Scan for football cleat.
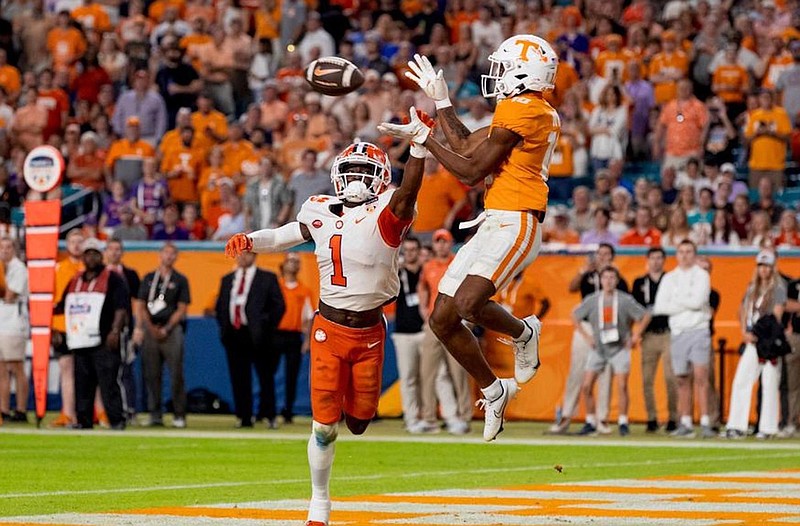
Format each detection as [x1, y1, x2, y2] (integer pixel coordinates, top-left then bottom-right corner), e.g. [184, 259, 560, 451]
[513, 315, 541, 384]
[476, 378, 519, 441]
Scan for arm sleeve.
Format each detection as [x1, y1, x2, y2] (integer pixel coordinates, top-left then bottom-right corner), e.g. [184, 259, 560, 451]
[137, 275, 150, 301]
[653, 275, 678, 315]
[631, 278, 645, 306]
[775, 282, 788, 305]
[178, 275, 191, 304]
[248, 222, 308, 252]
[573, 296, 591, 321]
[6, 263, 27, 295]
[378, 205, 413, 248]
[623, 294, 647, 320]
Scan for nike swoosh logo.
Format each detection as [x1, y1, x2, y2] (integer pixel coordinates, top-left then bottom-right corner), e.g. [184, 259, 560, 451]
[355, 217, 366, 224]
[367, 341, 381, 348]
[314, 67, 340, 76]
[499, 223, 513, 228]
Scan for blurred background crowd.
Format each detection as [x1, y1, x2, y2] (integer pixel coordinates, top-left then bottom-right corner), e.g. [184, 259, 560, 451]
[0, 0, 799, 247]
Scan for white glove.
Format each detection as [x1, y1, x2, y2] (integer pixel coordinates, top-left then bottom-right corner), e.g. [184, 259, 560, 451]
[405, 54, 451, 109]
[377, 106, 431, 158]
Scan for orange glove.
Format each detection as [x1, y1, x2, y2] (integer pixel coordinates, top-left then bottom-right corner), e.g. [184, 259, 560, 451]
[402, 109, 436, 130]
[225, 233, 253, 259]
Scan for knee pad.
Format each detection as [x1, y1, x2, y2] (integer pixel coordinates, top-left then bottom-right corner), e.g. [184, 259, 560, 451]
[311, 420, 338, 448]
[344, 413, 370, 435]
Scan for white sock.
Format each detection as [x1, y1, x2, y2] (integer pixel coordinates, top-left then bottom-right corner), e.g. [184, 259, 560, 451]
[481, 379, 503, 401]
[618, 415, 629, 425]
[700, 415, 710, 427]
[680, 415, 693, 429]
[307, 428, 336, 522]
[586, 414, 597, 426]
[515, 320, 532, 341]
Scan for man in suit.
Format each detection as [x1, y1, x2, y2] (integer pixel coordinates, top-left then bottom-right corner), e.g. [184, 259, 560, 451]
[216, 251, 285, 428]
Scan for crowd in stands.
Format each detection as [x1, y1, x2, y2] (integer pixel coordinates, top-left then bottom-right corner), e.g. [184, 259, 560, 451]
[0, 0, 799, 246]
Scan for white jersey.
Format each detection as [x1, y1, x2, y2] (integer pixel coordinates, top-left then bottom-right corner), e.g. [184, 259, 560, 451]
[297, 189, 410, 312]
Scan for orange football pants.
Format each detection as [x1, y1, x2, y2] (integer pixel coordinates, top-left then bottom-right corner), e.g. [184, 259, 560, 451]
[309, 314, 385, 425]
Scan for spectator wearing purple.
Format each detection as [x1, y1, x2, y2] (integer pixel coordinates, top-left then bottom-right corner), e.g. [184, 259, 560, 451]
[719, 163, 749, 202]
[132, 159, 169, 232]
[151, 204, 189, 241]
[99, 181, 131, 238]
[112, 69, 168, 145]
[624, 61, 655, 160]
[580, 208, 619, 245]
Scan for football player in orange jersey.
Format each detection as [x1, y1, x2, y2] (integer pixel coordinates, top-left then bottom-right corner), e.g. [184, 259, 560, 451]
[225, 133, 428, 526]
[379, 35, 560, 441]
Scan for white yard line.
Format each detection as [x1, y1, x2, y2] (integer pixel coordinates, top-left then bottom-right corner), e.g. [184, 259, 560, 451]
[2, 451, 798, 500]
[3, 427, 800, 450]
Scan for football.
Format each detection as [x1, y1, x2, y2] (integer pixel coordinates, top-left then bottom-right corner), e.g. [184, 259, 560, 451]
[305, 57, 365, 96]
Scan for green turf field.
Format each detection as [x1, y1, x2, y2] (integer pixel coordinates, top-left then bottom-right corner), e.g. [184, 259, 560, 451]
[3, 414, 800, 520]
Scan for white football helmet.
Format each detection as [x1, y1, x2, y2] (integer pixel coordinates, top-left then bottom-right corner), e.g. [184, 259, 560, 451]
[481, 35, 559, 99]
[331, 142, 392, 203]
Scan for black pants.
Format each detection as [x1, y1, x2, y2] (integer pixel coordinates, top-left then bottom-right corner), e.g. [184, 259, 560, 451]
[223, 327, 276, 422]
[74, 344, 124, 429]
[273, 330, 303, 419]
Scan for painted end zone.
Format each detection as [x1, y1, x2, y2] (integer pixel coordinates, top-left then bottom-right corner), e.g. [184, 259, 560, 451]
[4, 469, 800, 526]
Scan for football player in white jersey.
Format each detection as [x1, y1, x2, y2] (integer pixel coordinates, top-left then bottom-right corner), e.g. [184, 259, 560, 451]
[225, 118, 429, 526]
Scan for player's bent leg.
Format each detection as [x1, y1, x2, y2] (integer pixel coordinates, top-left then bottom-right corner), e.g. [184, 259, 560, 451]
[306, 420, 339, 526]
[430, 293, 496, 388]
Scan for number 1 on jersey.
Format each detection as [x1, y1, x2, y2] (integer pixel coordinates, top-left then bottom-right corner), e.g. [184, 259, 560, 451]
[329, 234, 347, 287]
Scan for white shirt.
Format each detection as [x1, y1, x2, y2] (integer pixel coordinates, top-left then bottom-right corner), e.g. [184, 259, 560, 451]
[213, 212, 246, 241]
[298, 28, 335, 64]
[0, 257, 28, 335]
[653, 264, 711, 335]
[229, 265, 256, 326]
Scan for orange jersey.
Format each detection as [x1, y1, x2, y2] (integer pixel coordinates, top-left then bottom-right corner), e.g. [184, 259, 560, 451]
[191, 110, 229, 153]
[161, 144, 205, 203]
[414, 169, 468, 232]
[254, 8, 280, 40]
[52, 257, 83, 332]
[221, 140, 255, 177]
[485, 93, 560, 212]
[712, 64, 748, 103]
[419, 255, 455, 313]
[648, 51, 689, 105]
[277, 279, 313, 332]
[46, 27, 87, 69]
[105, 139, 155, 168]
[745, 107, 792, 171]
[544, 61, 579, 109]
[0, 65, 21, 98]
[763, 53, 794, 89]
[595, 49, 631, 82]
[71, 4, 111, 32]
[547, 135, 574, 177]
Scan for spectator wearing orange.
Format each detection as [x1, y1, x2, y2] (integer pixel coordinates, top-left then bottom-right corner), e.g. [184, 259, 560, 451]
[711, 42, 749, 117]
[495, 268, 550, 321]
[762, 34, 794, 90]
[198, 147, 229, 229]
[0, 50, 21, 103]
[49, 229, 85, 428]
[595, 34, 632, 83]
[11, 87, 47, 152]
[412, 156, 468, 244]
[47, 11, 87, 71]
[544, 206, 580, 244]
[197, 26, 236, 117]
[277, 118, 324, 174]
[745, 89, 792, 189]
[417, 229, 471, 435]
[160, 108, 198, 157]
[259, 81, 289, 132]
[181, 16, 213, 72]
[654, 79, 709, 170]
[774, 210, 800, 247]
[221, 123, 255, 184]
[148, 0, 186, 22]
[179, 203, 208, 240]
[619, 207, 663, 247]
[274, 253, 313, 423]
[67, 132, 106, 192]
[161, 125, 204, 205]
[191, 93, 229, 154]
[71, 0, 112, 33]
[648, 30, 689, 105]
[105, 116, 156, 184]
[37, 69, 70, 140]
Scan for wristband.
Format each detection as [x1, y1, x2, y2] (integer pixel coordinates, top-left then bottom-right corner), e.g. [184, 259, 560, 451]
[435, 98, 453, 110]
[410, 143, 428, 158]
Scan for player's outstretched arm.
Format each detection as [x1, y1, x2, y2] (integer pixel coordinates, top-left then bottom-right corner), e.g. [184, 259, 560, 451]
[424, 127, 520, 187]
[225, 222, 312, 258]
[404, 53, 477, 154]
[388, 148, 425, 221]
